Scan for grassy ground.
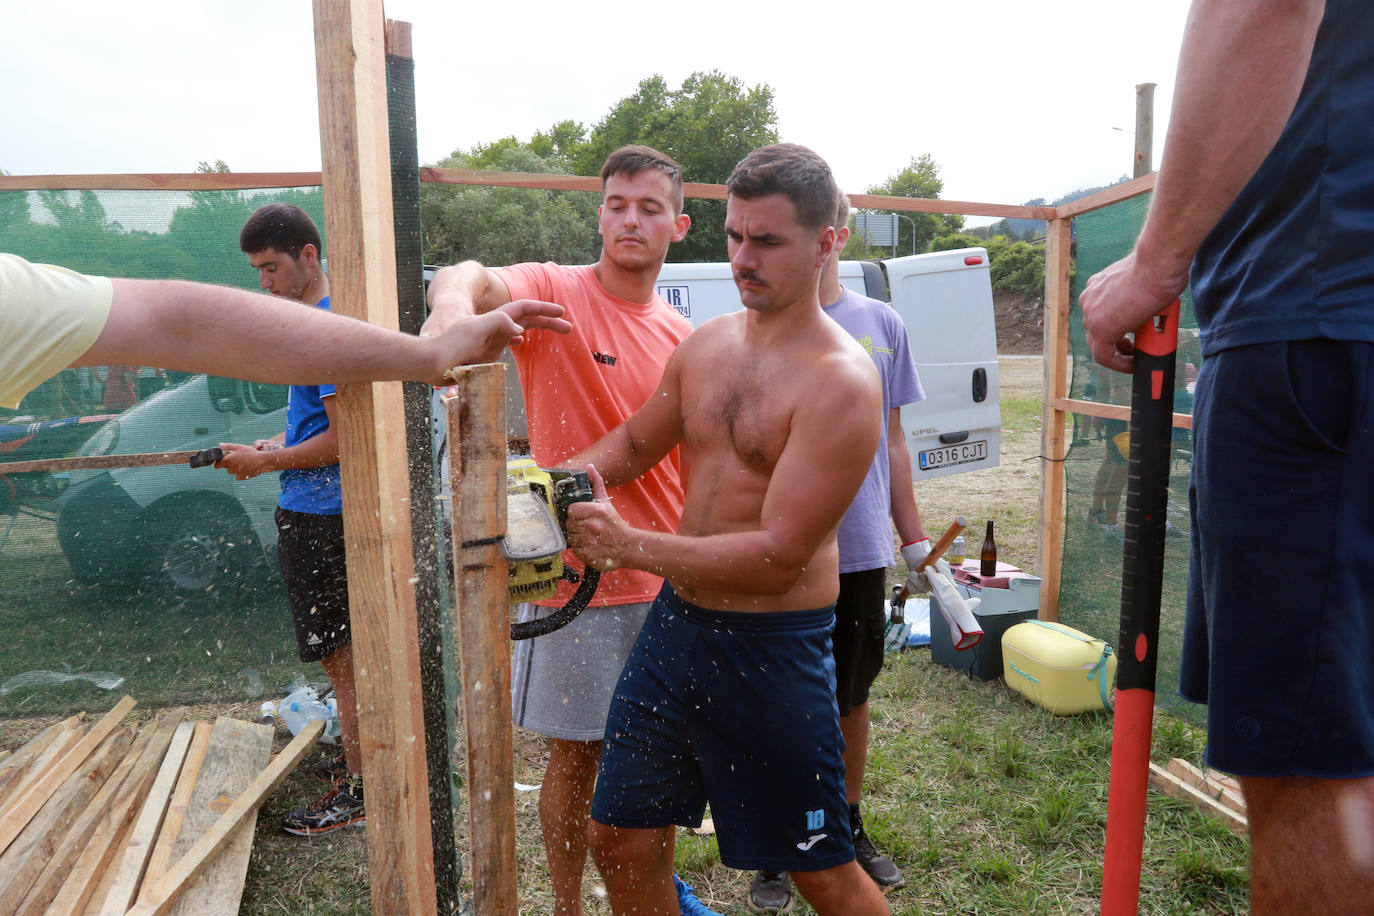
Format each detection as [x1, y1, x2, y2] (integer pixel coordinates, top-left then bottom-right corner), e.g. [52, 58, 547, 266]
[1, 358, 1248, 914]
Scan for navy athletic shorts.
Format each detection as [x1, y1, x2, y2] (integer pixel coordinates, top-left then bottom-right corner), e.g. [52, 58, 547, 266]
[833, 568, 888, 716]
[1181, 339, 1374, 777]
[590, 583, 855, 872]
[276, 507, 351, 663]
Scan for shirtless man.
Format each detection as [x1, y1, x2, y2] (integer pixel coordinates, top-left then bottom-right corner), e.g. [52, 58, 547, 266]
[565, 143, 891, 916]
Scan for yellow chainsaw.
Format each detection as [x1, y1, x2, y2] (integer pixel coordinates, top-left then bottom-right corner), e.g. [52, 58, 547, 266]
[501, 458, 599, 640]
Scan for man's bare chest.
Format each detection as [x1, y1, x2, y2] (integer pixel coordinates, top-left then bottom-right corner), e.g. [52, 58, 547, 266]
[679, 361, 796, 473]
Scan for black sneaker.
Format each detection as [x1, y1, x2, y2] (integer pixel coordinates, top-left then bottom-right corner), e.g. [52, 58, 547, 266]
[312, 752, 347, 783]
[852, 826, 904, 890]
[747, 870, 793, 913]
[282, 776, 365, 836]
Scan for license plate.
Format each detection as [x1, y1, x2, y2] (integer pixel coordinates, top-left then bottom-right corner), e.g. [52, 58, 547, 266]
[919, 439, 988, 471]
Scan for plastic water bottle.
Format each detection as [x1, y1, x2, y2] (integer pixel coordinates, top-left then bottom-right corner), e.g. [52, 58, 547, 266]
[277, 685, 340, 745]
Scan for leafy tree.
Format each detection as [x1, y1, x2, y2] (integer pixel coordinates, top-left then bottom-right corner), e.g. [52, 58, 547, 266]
[421, 144, 599, 267]
[865, 155, 964, 255]
[575, 71, 779, 262]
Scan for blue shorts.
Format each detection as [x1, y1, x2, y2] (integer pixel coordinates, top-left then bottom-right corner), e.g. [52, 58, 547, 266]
[1182, 340, 1374, 777]
[590, 584, 855, 872]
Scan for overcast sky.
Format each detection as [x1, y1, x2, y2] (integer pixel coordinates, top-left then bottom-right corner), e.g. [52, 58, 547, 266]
[2, 0, 1192, 218]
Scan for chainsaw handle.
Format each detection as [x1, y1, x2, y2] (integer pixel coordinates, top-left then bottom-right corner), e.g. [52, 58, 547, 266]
[510, 567, 601, 640]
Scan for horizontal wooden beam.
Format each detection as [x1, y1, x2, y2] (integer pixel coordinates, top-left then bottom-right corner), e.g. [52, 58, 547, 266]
[0, 173, 322, 191]
[1054, 173, 1156, 219]
[1054, 397, 1192, 430]
[846, 193, 1055, 221]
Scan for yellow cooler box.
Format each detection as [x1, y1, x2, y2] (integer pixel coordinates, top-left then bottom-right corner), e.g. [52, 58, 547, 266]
[1001, 620, 1117, 715]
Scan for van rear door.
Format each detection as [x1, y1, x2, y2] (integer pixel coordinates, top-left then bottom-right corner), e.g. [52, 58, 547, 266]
[883, 248, 1001, 480]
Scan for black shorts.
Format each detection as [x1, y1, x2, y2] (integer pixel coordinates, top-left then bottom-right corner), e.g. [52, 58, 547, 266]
[276, 507, 351, 663]
[833, 567, 888, 716]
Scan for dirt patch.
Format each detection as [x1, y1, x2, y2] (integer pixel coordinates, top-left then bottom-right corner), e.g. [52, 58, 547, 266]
[995, 289, 1043, 355]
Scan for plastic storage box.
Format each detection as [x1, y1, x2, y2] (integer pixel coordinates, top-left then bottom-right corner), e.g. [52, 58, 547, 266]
[1001, 619, 1117, 715]
[930, 562, 1042, 680]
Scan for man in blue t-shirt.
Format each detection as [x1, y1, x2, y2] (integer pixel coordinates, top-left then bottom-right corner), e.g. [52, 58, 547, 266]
[217, 203, 363, 837]
[1081, 3, 1374, 911]
[747, 193, 931, 912]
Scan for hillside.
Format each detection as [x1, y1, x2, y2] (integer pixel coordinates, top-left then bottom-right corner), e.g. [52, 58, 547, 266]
[994, 288, 1044, 354]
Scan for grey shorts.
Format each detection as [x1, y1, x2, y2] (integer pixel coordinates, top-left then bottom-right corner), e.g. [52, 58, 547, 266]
[511, 600, 651, 741]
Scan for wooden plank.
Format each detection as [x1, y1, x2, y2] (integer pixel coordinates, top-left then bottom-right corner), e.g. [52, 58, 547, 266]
[123, 720, 324, 916]
[0, 716, 82, 806]
[1148, 762, 1248, 836]
[14, 717, 159, 916]
[1054, 397, 1193, 430]
[448, 369, 519, 914]
[0, 449, 218, 476]
[159, 717, 273, 916]
[0, 727, 131, 912]
[95, 720, 195, 916]
[1204, 768, 1243, 795]
[48, 712, 185, 916]
[0, 172, 322, 192]
[312, 2, 437, 914]
[0, 696, 135, 856]
[1054, 173, 1157, 219]
[1037, 217, 1073, 621]
[6, 727, 85, 808]
[143, 722, 213, 887]
[1167, 758, 1246, 815]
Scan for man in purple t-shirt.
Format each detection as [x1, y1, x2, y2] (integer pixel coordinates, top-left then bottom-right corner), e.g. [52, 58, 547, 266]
[748, 193, 933, 912]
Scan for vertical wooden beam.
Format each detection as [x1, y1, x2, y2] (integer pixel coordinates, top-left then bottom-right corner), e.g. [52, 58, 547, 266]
[386, 19, 461, 913]
[447, 366, 518, 913]
[1038, 216, 1073, 621]
[311, 2, 437, 913]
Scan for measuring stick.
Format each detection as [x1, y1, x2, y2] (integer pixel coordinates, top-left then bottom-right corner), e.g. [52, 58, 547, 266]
[1101, 301, 1181, 915]
[0, 448, 223, 476]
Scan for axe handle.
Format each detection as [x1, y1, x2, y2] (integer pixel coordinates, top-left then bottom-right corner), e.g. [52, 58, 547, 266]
[0, 448, 223, 476]
[918, 516, 968, 570]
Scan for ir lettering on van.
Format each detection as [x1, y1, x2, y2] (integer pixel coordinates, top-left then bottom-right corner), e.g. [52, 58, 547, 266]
[657, 285, 690, 319]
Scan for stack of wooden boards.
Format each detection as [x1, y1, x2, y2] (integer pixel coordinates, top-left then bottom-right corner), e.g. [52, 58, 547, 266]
[1148, 757, 1247, 836]
[0, 695, 323, 915]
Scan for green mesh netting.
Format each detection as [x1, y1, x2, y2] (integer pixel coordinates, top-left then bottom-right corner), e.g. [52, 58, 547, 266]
[0, 187, 338, 715]
[1060, 192, 1204, 725]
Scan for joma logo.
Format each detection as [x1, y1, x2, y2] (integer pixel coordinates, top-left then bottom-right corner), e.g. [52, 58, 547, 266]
[594, 352, 617, 366]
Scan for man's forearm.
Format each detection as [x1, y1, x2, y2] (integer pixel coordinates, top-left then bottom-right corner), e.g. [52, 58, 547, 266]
[88, 279, 444, 385]
[888, 415, 925, 544]
[424, 261, 495, 333]
[1136, 0, 1325, 285]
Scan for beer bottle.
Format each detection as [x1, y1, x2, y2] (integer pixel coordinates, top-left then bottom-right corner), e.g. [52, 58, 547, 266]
[980, 520, 998, 577]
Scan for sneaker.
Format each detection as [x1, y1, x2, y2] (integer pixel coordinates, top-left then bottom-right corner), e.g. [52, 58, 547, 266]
[673, 873, 721, 916]
[312, 752, 347, 783]
[748, 870, 793, 913]
[282, 775, 365, 836]
[852, 819, 904, 890]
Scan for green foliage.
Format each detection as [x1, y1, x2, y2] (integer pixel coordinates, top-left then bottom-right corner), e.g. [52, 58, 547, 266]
[930, 231, 1046, 298]
[866, 154, 964, 254]
[420, 144, 599, 267]
[575, 70, 778, 262]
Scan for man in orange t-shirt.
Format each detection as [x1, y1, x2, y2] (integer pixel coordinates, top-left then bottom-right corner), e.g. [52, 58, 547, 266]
[424, 145, 700, 915]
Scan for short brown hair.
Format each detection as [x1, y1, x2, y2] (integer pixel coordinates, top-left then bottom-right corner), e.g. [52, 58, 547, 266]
[600, 145, 685, 213]
[726, 143, 838, 232]
[835, 192, 851, 229]
[239, 203, 322, 259]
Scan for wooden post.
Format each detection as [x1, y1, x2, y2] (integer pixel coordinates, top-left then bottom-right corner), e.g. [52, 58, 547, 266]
[1038, 216, 1073, 621]
[1134, 83, 1156, 179]
[311, 2, 437, 913]
[446, 365, 518, 913]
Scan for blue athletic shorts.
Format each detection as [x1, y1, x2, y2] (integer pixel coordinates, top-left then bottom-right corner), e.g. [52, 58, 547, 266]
[590, 584, 856, 872]
[1182, 339, 1374, 778]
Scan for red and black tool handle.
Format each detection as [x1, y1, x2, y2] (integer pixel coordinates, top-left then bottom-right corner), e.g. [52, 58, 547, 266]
[1101, 300, 1181, 915]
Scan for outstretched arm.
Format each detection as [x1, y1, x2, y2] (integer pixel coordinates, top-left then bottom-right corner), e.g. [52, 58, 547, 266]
[78, 278, 568, 387]
[1080, 0, 1326, 372]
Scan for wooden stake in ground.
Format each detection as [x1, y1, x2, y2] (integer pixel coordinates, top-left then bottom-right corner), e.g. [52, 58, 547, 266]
[447, 368, 519, 914]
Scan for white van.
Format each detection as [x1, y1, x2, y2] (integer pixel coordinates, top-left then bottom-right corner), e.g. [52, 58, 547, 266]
[654, 248, 1001, 480]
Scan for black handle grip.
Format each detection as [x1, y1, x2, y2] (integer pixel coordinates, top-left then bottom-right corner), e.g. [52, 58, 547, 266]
[1115, 302, 1181, 693]
[188, 447, 224, 468]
